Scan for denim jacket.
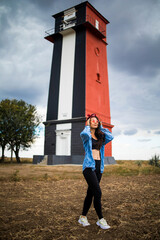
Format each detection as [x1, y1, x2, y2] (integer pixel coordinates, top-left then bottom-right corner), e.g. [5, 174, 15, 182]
[80, 124, 114, 173]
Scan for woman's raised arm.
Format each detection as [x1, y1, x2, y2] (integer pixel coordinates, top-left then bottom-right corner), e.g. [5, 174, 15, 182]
[99, 122, 114, 145]
[80, 118, 91, 143]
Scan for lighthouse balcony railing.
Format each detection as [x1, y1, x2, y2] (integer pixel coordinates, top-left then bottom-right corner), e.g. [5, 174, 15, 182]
[45, 28, 55, 37]
[45, 14, 106, 37]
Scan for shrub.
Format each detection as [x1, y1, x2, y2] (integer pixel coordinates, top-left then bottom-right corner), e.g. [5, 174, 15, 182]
[149, 154, 160, 168]
[11, 170, 21, 182]
[135, 160, 142, 167]
[43, 173, 48, 180]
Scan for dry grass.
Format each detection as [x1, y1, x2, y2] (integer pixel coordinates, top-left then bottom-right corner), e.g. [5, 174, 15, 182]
[0, 159, 160, 182]
[0, 175, 160, 239]
[0, 162, 82, 182]
[0, 159, 160, 239]
[1, 157, 33, 164]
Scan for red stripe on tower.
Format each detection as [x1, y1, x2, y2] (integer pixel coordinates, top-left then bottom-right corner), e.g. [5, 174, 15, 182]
[85, 2, 114, 157]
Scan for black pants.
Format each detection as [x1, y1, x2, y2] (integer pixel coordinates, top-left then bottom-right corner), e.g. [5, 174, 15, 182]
[82, 160, 103, 219]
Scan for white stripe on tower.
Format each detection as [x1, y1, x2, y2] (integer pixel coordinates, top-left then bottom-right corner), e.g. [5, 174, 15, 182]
[55, 28, 76, 156]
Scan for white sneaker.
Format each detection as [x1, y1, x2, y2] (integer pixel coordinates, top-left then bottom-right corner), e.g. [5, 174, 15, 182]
[96, 218, 110, 229]
[78, 215, 90, 227]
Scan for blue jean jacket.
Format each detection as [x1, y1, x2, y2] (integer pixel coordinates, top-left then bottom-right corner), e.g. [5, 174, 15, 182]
[80, 124, 114, 173]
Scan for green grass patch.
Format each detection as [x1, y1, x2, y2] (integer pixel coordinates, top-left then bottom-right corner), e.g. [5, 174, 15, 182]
[103, 160, 160, 176]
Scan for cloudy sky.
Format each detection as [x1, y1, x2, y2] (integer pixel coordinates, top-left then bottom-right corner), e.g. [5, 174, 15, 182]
[0, 0, 160, 160]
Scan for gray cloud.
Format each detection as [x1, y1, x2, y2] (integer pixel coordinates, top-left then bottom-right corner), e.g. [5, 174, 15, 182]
[110, 35, 160, 78]
[104, 0, 160, 78]
[154, 131, 160, 135]
[0, 0, 53, 109]
[105, 0, 160, 131]
[123, 129, 138, 135]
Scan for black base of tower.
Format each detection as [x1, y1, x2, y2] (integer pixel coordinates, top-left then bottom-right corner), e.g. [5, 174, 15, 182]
[33, 117, 116, 165]
[33, 155, 116, 166]
[43, 117, 86, 156]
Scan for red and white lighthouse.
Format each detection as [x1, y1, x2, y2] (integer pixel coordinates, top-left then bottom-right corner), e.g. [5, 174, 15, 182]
[41, 1, 115, 165]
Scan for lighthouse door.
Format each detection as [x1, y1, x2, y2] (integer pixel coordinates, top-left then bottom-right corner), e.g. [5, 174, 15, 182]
[55, 125, 71, 155]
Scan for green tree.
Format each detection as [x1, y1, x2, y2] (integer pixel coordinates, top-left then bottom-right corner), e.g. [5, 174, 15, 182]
[0, 99, 41, 163]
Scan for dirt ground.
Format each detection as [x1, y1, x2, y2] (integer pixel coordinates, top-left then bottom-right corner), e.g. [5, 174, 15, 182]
[0, 171, 160, 240]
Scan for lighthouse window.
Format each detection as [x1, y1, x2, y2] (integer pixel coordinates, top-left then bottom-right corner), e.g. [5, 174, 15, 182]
[62, 7, 76, 30]
[95, 20, 99, 30]
[64, 8, 76, 22]
[96, 73, 101, 83]
[95, 47, 100, 56]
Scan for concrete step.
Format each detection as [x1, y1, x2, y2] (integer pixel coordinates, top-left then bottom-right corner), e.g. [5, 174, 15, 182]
[38, 155, 48, 165]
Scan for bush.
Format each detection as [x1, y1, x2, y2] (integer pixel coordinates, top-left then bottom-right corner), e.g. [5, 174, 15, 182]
[149, 154, 160, 168]
[11, 170, 21, 182]
[135, 160, 142, 167]
[43, 173, 49, 180]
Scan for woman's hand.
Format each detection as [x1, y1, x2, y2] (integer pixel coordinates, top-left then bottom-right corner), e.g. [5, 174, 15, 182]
[86, 118, 90, 126]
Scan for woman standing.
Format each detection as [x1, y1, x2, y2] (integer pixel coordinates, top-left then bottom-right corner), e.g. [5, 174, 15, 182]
[78, 113, 114, 229]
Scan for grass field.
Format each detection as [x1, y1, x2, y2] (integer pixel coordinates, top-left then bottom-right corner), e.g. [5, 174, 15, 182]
[0, 159, 160, 239]
[0, 158, 160, 181]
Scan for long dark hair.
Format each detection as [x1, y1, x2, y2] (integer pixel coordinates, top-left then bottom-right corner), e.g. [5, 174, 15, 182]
[87, 114, 105, 149]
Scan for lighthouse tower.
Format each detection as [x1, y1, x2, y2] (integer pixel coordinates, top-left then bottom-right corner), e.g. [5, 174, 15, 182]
[42, 1, 115, 165]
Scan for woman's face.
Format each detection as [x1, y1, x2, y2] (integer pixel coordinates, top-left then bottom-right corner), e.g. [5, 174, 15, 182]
[90, 117, 99, 129]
